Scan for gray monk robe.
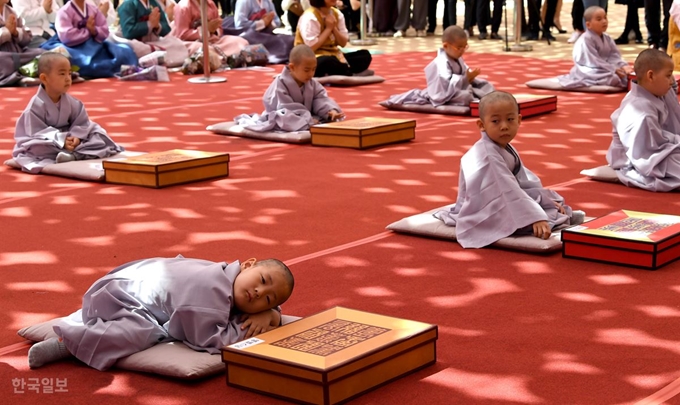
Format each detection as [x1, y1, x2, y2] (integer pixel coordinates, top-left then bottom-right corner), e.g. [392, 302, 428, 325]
[235, 66, 342, 132]
[383, 49, 495, 108]
[434, 132, 574, 249]
[54, 256, 250, 371]
[557, 29, 628, 89]
[607, 82, 680, 191]
[12, 86, 123, 173]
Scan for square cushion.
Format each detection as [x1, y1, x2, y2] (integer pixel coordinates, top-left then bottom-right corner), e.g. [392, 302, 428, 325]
[315, 75, 385, 87]
[525, 78, 626, 93]
[206, 121, 310, 144]
[378, 100, 471, 116]
[4, 151, 146, 181]
[580, 165, 620, 182]
[17, 315, 300, 379]
[386, 204, 567, 253]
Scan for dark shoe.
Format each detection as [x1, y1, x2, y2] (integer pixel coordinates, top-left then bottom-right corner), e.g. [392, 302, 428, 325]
[635, 31, 643, 43]
[614, 35, 629, 45]
[489, 32, 502, 40]
[478, 32, 488, 40]
[542, 32, 556, 41]
[466, 28, 474, 38]
[524, 32, 539, 41]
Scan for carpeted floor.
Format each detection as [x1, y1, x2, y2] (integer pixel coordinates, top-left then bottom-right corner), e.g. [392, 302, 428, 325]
[1, 29, 680, 405]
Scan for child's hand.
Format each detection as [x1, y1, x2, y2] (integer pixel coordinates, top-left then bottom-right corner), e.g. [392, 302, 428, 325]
[328, 110, 345, 121]
[240, 311, 275, 338]
[262, 11, 275, 26]
[6, 14, 17, 36]
[64, 136, 80, 151]
[325, 12, 337, 30]
[208, 18, 221, 33]
[86, 15, 96, 36]
[623, 65, 633, 74]
[42, 0, 53, 14]
[98, 1, 110, 15]
[615, 67, 626, 79]
[553, 201, 566, 214]
[149, 7, 161, 29]
[532, 221, 551, 240]
[466, 67, 481, 82]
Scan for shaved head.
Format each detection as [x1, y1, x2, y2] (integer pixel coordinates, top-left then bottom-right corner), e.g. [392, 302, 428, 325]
[443, 25, 467, 43]
[634, 48, 673, 79]
[38, 52, 70, 76]
[478, 91, 519, 119]
[583, 5, 605, 22]
[289, 44, 316, 65]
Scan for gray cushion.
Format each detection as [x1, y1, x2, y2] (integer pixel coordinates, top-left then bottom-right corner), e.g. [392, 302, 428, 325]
[378, 100, 471, 115]
[386, 204, 567, 253]
[206, 121, 310, 144]
[4, 151, 147, 181]
[525, 78, 626, 93]
[17, 314, 300, 379]
[315, 75, 385, 87]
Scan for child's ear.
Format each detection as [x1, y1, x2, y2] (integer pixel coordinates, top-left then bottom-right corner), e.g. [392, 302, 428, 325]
[517, 114, 522, 126]
[39, 72, 47, 84]
[240, 258, 257, 272]
[476, 118, 485, 131]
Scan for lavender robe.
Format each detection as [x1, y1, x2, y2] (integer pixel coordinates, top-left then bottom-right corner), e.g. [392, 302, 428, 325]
[0, 5, 32, 52]
[235, 66, 342, 132]
[53, 256, 249, 371]
[13, 86, 124, 173]
[383, 49, 495, 108]
[607, 82, 680, 191]
[434, 132, 573, 248]
[557, 29, 628, 89]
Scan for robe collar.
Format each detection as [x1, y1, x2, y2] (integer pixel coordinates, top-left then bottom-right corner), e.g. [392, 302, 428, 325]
[37, 85, 72, 128]
[280, 66, 314, 109]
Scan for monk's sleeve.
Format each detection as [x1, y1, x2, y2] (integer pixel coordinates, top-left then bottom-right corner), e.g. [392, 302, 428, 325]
[167, 306, 245, 354]
[616, 112, 680, 177]
[425, 57, 472, 107]
[310, 81, 341, 118]
[15, 104, 68, 148]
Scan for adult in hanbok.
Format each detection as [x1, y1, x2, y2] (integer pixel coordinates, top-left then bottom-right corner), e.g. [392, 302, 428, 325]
[13, 53, 124, 173]
[86, 0, 116, 27]
[27, 256, 294, 371]
[0, 0, 45, 86]
[116, 0, 188, 67]
[557, 6, 630, 89]
[13, 0, 64, 48]
[434, 92, 581, 248]
[294, 0, 371, 76]
[222, 0, 294, 64]
[383, 26, 493, 107]
[235, 44, 343, 131]
[172, 0, 247, 56]
[607, 49, 680, 191]
[40, 0, 138, 78]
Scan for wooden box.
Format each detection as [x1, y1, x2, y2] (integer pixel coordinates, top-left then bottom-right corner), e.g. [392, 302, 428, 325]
[222, 307, 438, 405]
[562, 210, 680, 270]
[310, 118, 416, 149]
[103, 149, 230, 188]
[470, 94, 557, 118]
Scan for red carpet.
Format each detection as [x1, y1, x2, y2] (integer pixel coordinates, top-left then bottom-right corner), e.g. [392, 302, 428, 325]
[1, 51, 679, 404]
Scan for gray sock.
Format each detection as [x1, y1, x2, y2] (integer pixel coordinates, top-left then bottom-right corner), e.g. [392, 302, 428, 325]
[28, 337, 71, 368]
[56, 152, 76, 164]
